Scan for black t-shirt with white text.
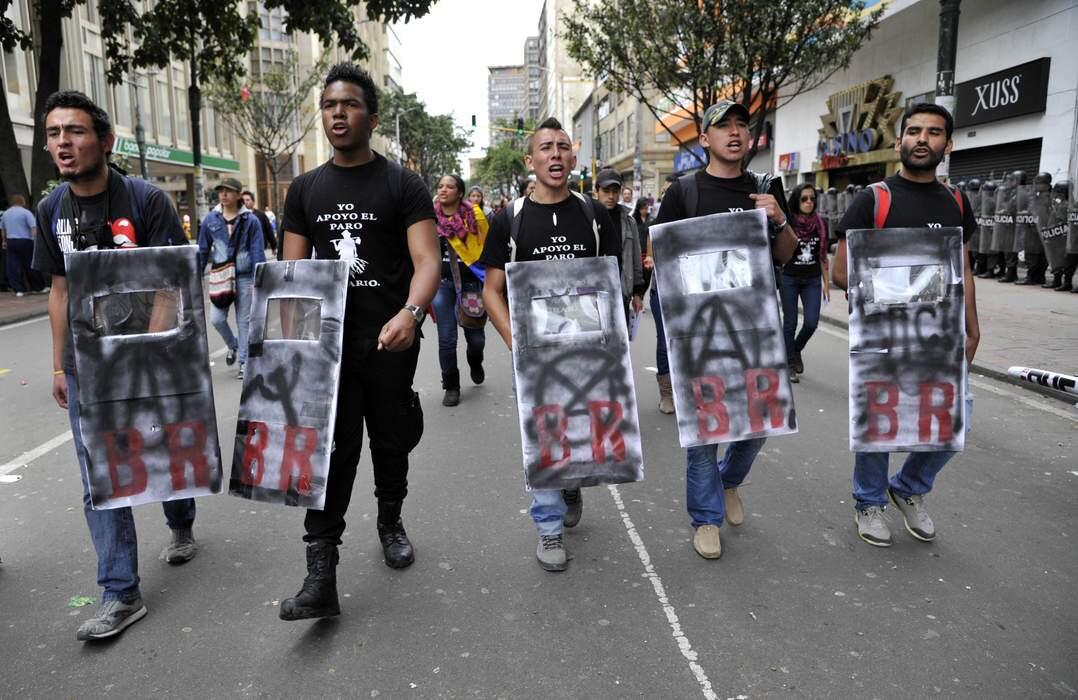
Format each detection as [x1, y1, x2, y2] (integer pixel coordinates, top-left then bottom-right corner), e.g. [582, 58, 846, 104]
[479, 195, 621, 268]
[283, 153, 435, 340]
[654, 170, 790, 224]
[836, 174, 976, 242]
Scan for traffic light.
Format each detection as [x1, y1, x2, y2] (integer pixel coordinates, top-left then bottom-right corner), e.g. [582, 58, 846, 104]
[471, 114, 476, 127]
[516, 117, 525, 135]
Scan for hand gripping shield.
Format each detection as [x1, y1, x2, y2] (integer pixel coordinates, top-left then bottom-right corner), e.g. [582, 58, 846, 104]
[67, 246, 222, 509]
[650, 209, 797, 448]
[230, 260, 348, 509]
[846, 228, 966, 452]
[506, 256, 643, 491]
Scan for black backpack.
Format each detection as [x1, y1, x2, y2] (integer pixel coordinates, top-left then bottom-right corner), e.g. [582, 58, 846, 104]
[506, 190, 599, 263]
[678, 170, 776, 218]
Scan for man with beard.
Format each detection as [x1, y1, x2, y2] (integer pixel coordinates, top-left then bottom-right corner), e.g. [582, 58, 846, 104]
[32, 90, 198, 641]
[481, 117, 621, 572]
[832, 103, 980, 548]
[277, 64, 440, 619]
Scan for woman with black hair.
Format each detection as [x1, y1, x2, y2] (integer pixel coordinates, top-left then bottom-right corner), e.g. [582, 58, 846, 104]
[433, 174, 488, 406]
[467, 185, 493, 220]
[778, 183, 830, 382]
[633, 197, 652, 291]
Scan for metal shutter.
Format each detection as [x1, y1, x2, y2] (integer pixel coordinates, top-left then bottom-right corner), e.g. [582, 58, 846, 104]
[949, 139, 1043, 182]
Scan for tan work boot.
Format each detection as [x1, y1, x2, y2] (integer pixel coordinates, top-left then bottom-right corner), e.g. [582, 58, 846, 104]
[724, 488, 744, 526]
[657, 374, 675, 415]
[692, 524, 722, 559]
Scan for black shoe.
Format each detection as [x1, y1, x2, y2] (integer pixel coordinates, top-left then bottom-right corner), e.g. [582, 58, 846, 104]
[377, 500, 415, 569]
[467, 351, 485, 385]
[997, 268, 1018, 283]
[225, 348, 237, 366]
[280, 542, 340, 621]
[789, 368, 800, 383]
[562, 488, 582, 528]
[1056, 279, 1074, 292]
[792, 352, 804, 374]
[441, 369, 460, 406]
[1042, 271, 1062, 289]
[442, 388, 460, 407]
[1015, 276, 1041, 285]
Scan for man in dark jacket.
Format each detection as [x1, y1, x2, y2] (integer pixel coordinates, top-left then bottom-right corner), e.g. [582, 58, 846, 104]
[242, 190, 277, 254]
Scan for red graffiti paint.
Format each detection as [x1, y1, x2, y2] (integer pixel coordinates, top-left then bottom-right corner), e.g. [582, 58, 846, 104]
[918, 382, 955, 442]
[588, 400, 626, 463]
[691, 376, 730, 440]
[104, 427, 148, 498]
[745, 369, 783, 432]
[865, 381, 900, 442]
[240, 420, 270, 486]
[279, 426, 318, 495]
[165, 420, 211, 490]
[534, 404, 571, 469]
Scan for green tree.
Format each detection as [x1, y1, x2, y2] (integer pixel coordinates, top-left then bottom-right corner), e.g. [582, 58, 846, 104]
[473, 139, 527, 196]
[380, 90, 470, 190]
[206, 52, 326, 216]
[563, 0, 884, 166]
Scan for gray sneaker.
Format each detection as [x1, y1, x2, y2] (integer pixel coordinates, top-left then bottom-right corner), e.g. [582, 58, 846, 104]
[562, 488, 582, 528]
[855, 506, 893, 547]
[536, 534, 568, 572]
[163, 527, 198, 564]
[888, 487, 936, 541]
[76, 598, 148, 641]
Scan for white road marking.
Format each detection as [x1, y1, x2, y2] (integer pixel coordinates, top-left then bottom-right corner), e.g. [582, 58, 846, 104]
[607, 484, 719, 700]
[0, 430, 73, 481]
[815, 323, 1077, 422]
[0, 314, 49, 332]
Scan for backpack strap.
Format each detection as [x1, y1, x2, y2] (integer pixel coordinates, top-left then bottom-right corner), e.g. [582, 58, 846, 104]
[868, 181, 891, 229]
[944, 183, 964, 217]
[678, 172, 698, 218]
[121, 176, 151, 244]
[49, 182, 72, 238]
[569, 190, 599, 254]
[508, 196, 526, 263]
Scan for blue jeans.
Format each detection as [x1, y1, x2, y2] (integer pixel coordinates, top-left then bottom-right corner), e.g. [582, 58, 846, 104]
[685, 438, 766, 527]
[530, 489, 567, 537]
[209, 274, 254, 364]
[778, 273, 822, 361]
[649, 288, 669, 376]
[67, 374, 196, 602]
[431, 278, 485, 375]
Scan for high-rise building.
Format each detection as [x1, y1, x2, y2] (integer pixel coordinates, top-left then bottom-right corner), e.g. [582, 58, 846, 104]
[524, 36, 541, 123]
[488, 65, 526, 145]
[535, 0, 590, 127]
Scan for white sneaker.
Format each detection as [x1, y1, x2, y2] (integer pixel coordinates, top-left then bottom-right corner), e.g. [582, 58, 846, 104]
[888, 488, 936, 541]
[855, 506, 893, 547]
[15, 292, 25, 297]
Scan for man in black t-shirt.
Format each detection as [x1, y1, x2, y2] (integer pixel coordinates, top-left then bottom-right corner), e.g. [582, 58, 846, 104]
[32, 90, 197, 642]
[833, 103, 980, 549]
[480, 117, 621, 572]
[277, 64, 439, 621]
[653, 100, 798, 561]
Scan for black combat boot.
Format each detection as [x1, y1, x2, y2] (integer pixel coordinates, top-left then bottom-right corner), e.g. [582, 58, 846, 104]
[1056, 269, 1074, 292]
[997, 265, 1018, 283]
[467, 349, 485, 385]
[441, 368, 460, 407]
[280, 542, 340, 621]
[1043, 269, 1063, 289]
[972, 254, 988, 276]
[377, 499, 415, 569]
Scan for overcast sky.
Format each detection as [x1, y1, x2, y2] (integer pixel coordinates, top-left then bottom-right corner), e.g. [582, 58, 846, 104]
[393, 0, 545, 176]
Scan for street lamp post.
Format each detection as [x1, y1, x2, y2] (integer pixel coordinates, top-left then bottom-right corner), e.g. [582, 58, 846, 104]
[128, 71, 156, 180]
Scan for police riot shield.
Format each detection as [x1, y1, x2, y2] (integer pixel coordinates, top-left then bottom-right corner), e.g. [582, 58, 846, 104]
[505, 256, 644, 491]
[1035, 187, 1069, 269]
[979, 182, 997, 252]
[651, 209, 797, 448]
[230, 260, 348, 509]
[1015, 184, 1040, 256]
[965, 184, 981, 253]
[846, 227, 966, 452]
[1066, 182, 1078, 256]
[67, 246, 222, 509]
[991, 179, 1017, 252]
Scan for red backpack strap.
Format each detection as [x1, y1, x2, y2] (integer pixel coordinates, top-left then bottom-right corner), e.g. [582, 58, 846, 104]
[869, 181, 891, 229]
[945, 183, 964, 216]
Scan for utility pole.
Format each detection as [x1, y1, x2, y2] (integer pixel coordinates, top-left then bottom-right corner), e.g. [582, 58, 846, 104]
[935, 0, 961, 181]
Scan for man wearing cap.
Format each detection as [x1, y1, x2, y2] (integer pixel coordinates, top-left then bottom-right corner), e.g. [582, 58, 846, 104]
[653, 100, 797, 560]
[197, 176, 265, 379]
[595, 167, 646, 324]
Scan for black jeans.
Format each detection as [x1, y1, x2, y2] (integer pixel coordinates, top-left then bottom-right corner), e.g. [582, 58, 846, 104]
[303, 337, 423, 545]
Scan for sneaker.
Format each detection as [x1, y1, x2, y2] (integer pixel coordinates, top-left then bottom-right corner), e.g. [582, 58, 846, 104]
[723, 488, 744, 526]
[15, 291, 25, 297]
[793, 353, 804, 374]
[562, 488, 582, 528]
[163, 527, 198, 564]
[536, 534, 568, 572]
[237, 366, 244, 381]
[225, 348, 237, 366]
[76, 598, 148, 641]
[789, 367, 800, 383]
[887, 487, 936, 541]
[855, 506, 893, 547]
[692, 524, 722, 559]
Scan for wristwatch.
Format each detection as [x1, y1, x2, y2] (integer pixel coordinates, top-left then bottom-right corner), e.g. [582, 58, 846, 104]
[403, 303, 425, 324]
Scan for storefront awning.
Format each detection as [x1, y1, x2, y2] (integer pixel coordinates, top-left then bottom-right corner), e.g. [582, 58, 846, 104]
[114, 136, 240, 173]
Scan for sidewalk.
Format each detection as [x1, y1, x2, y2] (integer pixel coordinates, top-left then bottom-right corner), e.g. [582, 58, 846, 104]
[0, 289, 49, 326]
[818, 268, 1078, 402]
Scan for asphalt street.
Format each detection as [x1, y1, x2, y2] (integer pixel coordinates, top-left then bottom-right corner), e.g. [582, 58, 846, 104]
[1, 305, 1076, 699]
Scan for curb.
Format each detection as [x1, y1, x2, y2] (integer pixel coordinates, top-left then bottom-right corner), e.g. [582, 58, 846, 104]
[818, 314, 1075, 406]
[0, 309, 48, 327]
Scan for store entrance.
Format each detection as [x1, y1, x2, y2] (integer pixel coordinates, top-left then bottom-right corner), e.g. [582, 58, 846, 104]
[827, 163, 887, 189]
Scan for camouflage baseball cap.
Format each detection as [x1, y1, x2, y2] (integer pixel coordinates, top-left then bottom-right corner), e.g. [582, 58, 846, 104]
[214, 177, 243, 192]
[701, 100, 750, 130]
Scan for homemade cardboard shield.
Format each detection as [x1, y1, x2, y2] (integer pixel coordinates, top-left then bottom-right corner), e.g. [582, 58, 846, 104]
[650, 209, 797, 448]
[506, 256, 643, 491]
[67, 246, 222, 509]
[846, 228, 966, 452]
[230, 260, 348, 509]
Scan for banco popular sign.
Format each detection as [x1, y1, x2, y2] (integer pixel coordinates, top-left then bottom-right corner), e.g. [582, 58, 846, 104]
[954, 58, 1050, 128]
[816, 76, 903, 169]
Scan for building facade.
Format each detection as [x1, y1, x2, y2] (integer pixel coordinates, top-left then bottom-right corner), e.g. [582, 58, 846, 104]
[536, 0, 591, 128]
[488, 65, 526, 145]
[524, 36, 541, 124]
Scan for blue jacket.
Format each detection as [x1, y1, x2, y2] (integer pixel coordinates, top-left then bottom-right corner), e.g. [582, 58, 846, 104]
[197, 204, 265, 276]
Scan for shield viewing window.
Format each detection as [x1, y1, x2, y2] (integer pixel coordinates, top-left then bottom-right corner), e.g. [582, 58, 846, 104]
[678, 249, 753, 294]
[92, 290, 181, 336]
[264, 297, 322, 341]
[868, 264, 944, 304]
[529, 291, 604, 341]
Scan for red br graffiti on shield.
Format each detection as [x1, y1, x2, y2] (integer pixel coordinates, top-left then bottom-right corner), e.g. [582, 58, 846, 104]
[533, 401, 628, 469]
[103, 419, 213, 498]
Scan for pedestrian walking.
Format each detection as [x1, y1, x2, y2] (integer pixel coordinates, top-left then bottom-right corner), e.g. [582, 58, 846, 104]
[197, 177, 265, 380]
[633, 197, 652, 292]
[276, 63, 439, 620]
[594, 167, 646, 324]
[779, 183, 830, 383]
[242, 189, 278, 254]
[480, 117, 621, 572]
[832, 102, 980, 548]
[2, 194, 46, 295]
[652, 99, 797, 560]
[433, 174, 488, 407]
[31, 90, 199, 641]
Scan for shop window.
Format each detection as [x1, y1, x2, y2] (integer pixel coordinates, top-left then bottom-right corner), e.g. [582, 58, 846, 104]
[156, 78, 172, 143]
